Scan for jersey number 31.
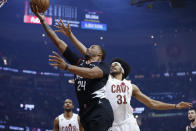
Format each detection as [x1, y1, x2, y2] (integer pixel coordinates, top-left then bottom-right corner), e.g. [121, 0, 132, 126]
[117, 95, 127, 104]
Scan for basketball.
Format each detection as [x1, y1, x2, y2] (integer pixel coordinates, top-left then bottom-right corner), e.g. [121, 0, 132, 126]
[30, 0, 49, 13]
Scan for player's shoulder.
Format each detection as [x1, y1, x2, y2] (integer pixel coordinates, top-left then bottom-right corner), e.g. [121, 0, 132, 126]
[186, 125, 189, 131]
[57, 114, 64, 119]
[124, 79, 132, 84]
[73, 113, 78, 116]
[100, 61, 108, 65]
[73, 113, 79, 118]
[131, 83, 138, 88]
[72, 113, 79, 121]
[130, 83, 140, 93]
[92, 61, 108, 67]
[123, 79, 133, 87]
[54, 116, 59, 123]
[74, 113, 80, 120]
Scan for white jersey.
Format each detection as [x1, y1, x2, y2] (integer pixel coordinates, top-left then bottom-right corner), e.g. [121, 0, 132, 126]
[105, 75, 140, 131]
[58, 113, 80, 131]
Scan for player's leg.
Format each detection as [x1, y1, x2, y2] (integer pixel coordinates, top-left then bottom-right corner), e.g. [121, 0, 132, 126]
[87, 115, 113, 131]
[88, 98, 114, 131]
[82, 114, 110, 131]
[126, 116, 140, 131]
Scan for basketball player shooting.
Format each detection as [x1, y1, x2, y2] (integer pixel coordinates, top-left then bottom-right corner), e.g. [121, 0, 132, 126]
[30, 4, 114, 131]
[54, 99, 84, 131]
[38, 7, 192, 130]
[105, 57, 192, 131]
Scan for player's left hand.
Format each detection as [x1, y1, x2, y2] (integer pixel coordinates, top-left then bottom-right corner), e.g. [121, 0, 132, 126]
[176, 101, 192, 109]
[54, 19, 72, 38]
[30, 2, 45, 21]
[49, 51, 67, 70]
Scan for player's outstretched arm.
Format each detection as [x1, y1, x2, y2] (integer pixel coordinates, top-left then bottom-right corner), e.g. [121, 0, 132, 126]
[132, 84, 192, 110]
[55, 19, 87, 56]
[49, 51, 103, 79]
[53, 117, 59, 131]
[30, 3, 67, 54]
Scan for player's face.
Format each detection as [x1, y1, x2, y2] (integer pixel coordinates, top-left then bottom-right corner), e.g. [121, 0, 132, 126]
[63, 99, 74, 111]
[110, 62, 123, 75]
[188, 110, 196, 122]
[85, 45, 101, 60]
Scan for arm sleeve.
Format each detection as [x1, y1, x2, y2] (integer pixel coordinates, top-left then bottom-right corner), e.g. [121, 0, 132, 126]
[95, 62, 110, 77]
[63, 47, 82, 65]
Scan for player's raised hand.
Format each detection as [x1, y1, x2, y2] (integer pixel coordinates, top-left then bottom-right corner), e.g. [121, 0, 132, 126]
[49, 51, 68, 70]
[30, 3, 45, 21]
[176, 101, 192, 109]
[54, 19, 72, 37]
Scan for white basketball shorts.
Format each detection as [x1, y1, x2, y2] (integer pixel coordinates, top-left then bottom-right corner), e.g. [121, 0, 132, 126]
[108, 115, 140, 131]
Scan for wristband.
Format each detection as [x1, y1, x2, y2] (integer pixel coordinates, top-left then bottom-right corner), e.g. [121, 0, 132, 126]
[174, 104, 177, 109]
[64, 64, 69, 70]
[40, 18, 44, 23]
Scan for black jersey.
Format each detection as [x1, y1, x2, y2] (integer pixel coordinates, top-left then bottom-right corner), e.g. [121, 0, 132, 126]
[63, 47, 109, 113]
[188, 125, 196, 131]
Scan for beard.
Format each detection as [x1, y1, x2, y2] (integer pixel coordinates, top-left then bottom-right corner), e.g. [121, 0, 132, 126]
[110, 71, 120, 77]
[65, 108, 72, 112]
[84, 49, 97, 60]
[84, 53, 91, 60]
[189, 118, 195, 123]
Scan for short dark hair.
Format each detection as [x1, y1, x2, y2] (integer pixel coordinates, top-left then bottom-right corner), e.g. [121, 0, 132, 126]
[189, 108, 196, 112]
[64, 98, 74, 105]
[110, 57, 131, 79]
[98, 45, 106, 61]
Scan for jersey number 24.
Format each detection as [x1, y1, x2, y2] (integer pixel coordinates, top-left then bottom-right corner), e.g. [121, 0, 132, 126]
[77, 81, 86, 91]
